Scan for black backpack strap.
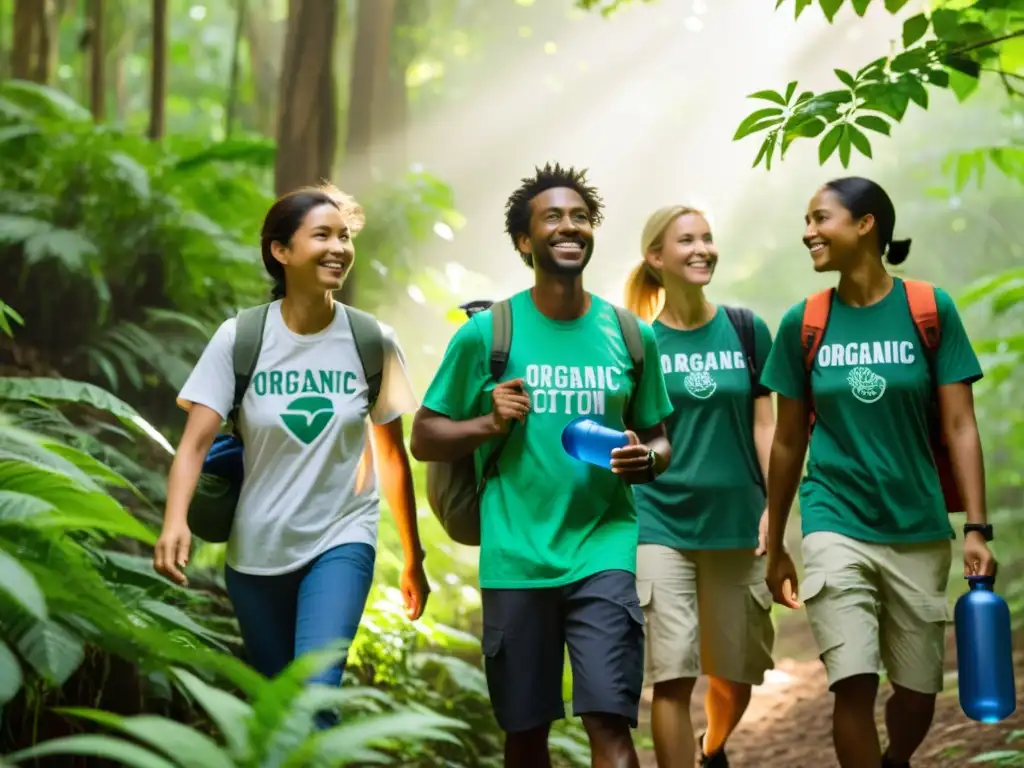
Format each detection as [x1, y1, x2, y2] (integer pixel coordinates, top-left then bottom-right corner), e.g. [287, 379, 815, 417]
[230, 304, 271, 429]
[343, 305, 385, 411]
[724, 305, 768, 398]
[612, 306, 645, 428]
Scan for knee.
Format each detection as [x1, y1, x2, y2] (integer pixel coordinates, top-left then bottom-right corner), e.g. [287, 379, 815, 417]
[505, 725, 550, 757]
[581, 713, 634, 754]
[890, 683, 936, 716]
[832, 673, 879, 709]
[709, 676, 752, 707]
[653, 677, 696, 704]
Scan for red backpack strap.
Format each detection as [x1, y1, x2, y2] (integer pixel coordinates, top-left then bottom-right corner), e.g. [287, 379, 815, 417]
[801, 289, 834, 371]
[903, 278, 941, 355]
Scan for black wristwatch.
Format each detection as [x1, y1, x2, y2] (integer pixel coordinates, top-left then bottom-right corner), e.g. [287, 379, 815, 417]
[646, 449, 657, 480]
[964, 523, 994, 542]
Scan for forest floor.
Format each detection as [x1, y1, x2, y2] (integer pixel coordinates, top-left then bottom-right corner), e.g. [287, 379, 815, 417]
[635, 607, 1024, 767]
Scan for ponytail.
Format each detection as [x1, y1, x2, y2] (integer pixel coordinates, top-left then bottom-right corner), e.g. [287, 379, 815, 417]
[624, 261, 663, 323]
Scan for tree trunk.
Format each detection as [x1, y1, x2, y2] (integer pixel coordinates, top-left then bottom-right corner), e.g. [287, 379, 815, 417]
[89, 0, 104, 121]
[225, 0, 247, 137]
[147, 0, 166, 141]
[343, 0, 394, 195]
[244, 0, 282, 136]
[11, 0, 56, 83]
[273, 0, 339, 197]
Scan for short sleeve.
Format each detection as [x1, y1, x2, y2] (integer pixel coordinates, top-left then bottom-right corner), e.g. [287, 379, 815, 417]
[752, 312, 774, 398]
[370, 323, 420, 425]
[934, 287, 983, 387]
[176, 319, 236, 419]
[630, 320, 674, 431]
[420, 318, 489, 421]
[760, 302, 807, 402]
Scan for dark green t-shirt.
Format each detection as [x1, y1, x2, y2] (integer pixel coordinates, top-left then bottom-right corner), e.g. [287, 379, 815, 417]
[760, 278, 982, 545]
[421, 290, 674, 590]
[633, 307, 773, 550]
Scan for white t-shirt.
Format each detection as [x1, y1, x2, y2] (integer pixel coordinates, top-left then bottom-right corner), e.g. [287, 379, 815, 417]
[177, 301, 418, 575]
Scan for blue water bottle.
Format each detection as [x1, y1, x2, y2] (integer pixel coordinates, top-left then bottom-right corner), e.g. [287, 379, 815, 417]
[954, 574, 1016, 723]
[561, 417, 630, 470]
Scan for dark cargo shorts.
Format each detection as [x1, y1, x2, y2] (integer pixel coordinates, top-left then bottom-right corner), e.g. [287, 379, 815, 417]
[480, 568, 645, 734]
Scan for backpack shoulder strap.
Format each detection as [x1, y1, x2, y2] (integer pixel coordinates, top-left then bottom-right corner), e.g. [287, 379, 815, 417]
[489, 299, 513, 381]
[903, 279, 941, 360]
[612, 306, 645, 427]
[801, 289, 834, 371]
[231, 304, 271, 420]
[723, 305, 758, 382]
[343, 305, 386, 410]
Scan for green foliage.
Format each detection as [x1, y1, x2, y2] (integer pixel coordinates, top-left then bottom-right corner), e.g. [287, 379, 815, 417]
[734, 0, 1024, 170]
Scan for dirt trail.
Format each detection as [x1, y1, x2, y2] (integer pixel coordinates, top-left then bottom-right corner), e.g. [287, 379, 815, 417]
[636, 609, 1024, 768]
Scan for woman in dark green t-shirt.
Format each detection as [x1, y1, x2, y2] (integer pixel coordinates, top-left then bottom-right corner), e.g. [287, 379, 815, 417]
[761, 176, 997, 768]
[625, 205, 777, 767]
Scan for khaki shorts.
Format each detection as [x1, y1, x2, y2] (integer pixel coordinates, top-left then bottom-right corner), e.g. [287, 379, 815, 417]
[636, 544, 776, 686]
[801, 531, 952, 695]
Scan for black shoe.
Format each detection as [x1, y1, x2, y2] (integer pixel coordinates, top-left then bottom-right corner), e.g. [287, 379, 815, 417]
[881, 752, 910, 768]
[699, 732, 729, 768]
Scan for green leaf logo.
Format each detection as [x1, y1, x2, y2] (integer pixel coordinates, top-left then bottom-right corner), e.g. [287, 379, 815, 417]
[280, 395, 335, 445]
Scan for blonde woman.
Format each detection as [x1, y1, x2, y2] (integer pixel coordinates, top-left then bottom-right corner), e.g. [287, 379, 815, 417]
[625, 206, 776, 768]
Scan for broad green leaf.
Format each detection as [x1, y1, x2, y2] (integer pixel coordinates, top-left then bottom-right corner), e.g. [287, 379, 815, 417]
[854, 115, 891, 135]
[1000, 35, 1024, 73]
[171, 668, 253, 760]
[834, 68, 856, 89]
[0, 548, 46, 620]
[39, 441, 132, 490]
[847, 124, 872, 159]
[947, 69, 979, 101]
[884, 0, 909, 10]
[850, 0, 869, 16]
[10, 617, 84, 686]
[819, 0, 843, 22]
[0, 638, 23, 706]
[793, 0, 814, 19]
[5, 734, 177, 768]
[819, 124, 843, 164]
[55, 708, 234, 768]
[312, 711, 468, 759]
[838, 125, 852, 166]
[139, 600, 235, 648]
[0, 489, 57, 523]
[930, 9, 961, 41]
[902, 14, 929, 47]
[746, 89, 787, 106]
[733, 107, 784, 140]
[900, 77, 929, 109]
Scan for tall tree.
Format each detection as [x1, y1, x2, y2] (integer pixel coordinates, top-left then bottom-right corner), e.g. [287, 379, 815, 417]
[88, 0, 105, 122]
[11, 0, 56, 84]
[147, 0, 167, 140]
[274, 0, 340, 197]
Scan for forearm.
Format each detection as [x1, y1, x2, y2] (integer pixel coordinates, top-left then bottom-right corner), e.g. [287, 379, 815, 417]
[754, 422, 774, 485]
[948, 425, 988, 525]
[410, 410, 499, 463]
[766, 435, 806, 556]
[377, 442, 424, 563]
[163, 445, 207, 528]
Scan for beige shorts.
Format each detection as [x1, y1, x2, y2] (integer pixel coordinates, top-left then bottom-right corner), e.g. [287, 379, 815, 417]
[636, 544, 776, 687]
[801, 531, 953, 695]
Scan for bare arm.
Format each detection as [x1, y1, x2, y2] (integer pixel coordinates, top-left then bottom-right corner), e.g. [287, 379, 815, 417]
[766, 394, 809, 557]
[637, 423, 671, 476]
[163, 404, 223, 528]
[938, 383, 987, 525]
[409, 408, 501, 463]
[753, 394, 775, 485]
[373, 417, 424, 564]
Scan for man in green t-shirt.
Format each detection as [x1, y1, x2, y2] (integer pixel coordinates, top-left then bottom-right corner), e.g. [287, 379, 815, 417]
[411, 163, 674, 767]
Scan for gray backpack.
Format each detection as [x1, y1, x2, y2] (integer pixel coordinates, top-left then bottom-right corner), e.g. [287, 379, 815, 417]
[187, 303, 384, 543]
[425, 299, 646, 547]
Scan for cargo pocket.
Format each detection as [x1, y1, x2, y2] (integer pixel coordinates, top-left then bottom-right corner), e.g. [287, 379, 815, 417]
[621, 599, 646, 700]
[747, 580, 774, 612]
[481, 625, 504, 661]
[799, 571, 844, 657]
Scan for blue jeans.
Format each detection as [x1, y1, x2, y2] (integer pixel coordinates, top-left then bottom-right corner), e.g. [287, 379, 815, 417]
[224, 542, 376, 688]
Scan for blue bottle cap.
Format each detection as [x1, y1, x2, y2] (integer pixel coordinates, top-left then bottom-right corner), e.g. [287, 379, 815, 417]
[967, 573, 996, 587]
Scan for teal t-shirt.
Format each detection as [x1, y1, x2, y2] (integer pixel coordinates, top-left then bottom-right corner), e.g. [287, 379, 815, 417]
[634, 307, 773, 550]
[421, 290, 674, 589]
[760, 278, 982, 545]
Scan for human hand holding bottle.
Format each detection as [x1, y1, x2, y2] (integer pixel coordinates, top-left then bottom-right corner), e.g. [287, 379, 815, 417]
[490, 379, 530, 433]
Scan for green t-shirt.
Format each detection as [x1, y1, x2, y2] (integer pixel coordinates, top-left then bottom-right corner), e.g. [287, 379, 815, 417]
[634, 307, 773, 550]
[422, 290, 674, 589]
[760, 278, 982, 545]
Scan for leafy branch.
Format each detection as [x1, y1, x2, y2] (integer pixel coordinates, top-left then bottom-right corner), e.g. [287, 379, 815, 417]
[736, 0, 1024, 171]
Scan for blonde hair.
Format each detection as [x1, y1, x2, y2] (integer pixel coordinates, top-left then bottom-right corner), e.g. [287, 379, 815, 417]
[318, 181, 366, 236]
[623, 205, 704, 322]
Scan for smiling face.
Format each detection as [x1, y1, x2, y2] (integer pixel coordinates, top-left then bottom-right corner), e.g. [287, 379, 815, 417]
[517, 187, 595, 276]
[648, 211, 717, 287]
[271, 202, 354, 294]
[803, 186, 874, 273]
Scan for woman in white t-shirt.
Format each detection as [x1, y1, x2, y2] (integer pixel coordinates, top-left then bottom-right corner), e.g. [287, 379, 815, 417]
[154, 184, 429, 708]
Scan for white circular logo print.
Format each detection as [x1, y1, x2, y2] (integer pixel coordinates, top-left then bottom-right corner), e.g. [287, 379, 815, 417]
[847, 366, 887, 404]
[684, 371, 717, 400]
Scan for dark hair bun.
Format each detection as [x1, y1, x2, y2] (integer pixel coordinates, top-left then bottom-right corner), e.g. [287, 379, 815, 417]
[887, 238, 912, 265]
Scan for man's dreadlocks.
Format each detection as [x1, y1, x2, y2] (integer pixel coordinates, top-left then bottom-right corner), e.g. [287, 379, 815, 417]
[503, 162, 605, 268]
